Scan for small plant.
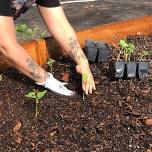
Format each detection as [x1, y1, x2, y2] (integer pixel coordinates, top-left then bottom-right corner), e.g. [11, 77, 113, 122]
[117, 39, 135, 61]
[16, 23, 28, 39]
[0, 74, 3, 81]
[16, 23, 46, 40]
[82, 73, 88, 99]
[26, 27, 39, 39]
[25, 89, 47, 117]
[47, 58, 56, 73]
[40, 31, 47, 38]
[139, 50, 150, 61]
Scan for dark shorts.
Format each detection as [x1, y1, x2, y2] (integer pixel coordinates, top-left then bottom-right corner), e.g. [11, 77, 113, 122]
[0, 0, 60, 20]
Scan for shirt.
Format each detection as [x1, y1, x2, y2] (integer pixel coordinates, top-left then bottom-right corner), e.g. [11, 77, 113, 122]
[0, 0, 60, 19]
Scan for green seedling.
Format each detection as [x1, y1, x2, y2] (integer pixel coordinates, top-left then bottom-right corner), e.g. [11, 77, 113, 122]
[16, 23, 28, 39]
[47, 58, 56, 73]
[82, 73, 88, 81]
[40, 31, 47, 38]
[139, 50, 150, 61]
[117, 39, 135, 61]
[25, 89, 47, 117]
[82, 73, 88, 100]
[0, 74, 2, 81]
[26, 27, 40, 39]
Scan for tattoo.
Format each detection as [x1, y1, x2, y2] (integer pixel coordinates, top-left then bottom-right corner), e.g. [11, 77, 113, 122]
[26, 57, 49, 81]
[68, 37, 86, 61]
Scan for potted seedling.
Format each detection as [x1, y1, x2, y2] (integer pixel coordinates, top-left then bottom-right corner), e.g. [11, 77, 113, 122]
[138, 50, 150, 79]
[94, 41, 110, 63]
[113, 39, 136, 79]
[85, 40, 98, 62]
[47, 58, 56, 73]
[25, 89, 47, 117]
[85, 40, 110, 63]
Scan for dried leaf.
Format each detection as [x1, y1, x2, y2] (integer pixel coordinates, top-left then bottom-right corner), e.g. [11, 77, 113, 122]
[15, 136, 22, 144]
[143, 118, 152, 126]
[142, 87, 151, 94]
[126, 96, 132, 103]
[61, 73, 69, 82]
[13, 122, 21, 133]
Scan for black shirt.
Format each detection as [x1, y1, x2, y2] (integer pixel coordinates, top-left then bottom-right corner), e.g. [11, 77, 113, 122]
[0, 0, 60, 19]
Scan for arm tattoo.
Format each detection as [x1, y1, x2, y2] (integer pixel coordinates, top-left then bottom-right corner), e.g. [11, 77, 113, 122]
[68, 37, 86, 62]
[26, 57, 49, 81]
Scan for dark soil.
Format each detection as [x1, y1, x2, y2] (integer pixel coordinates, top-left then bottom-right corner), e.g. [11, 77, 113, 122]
[0, 35, 152, 152]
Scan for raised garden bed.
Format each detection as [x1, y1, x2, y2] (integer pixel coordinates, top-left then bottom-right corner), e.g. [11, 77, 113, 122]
[0, 16, 152, 152]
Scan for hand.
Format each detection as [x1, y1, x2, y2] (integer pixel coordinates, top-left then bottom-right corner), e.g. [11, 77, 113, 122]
[36, 73, 75, 96]
[76, 63, 96, 95]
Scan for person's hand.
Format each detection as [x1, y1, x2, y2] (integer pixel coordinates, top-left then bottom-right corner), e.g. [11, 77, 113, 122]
[36, 73, 75, 96]
[76, 62, 96, 95]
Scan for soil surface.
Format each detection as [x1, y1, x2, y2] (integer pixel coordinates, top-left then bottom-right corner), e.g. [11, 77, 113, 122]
[0, 35, 152, 152]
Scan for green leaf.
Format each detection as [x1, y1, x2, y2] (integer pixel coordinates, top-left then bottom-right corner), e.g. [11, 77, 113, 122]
[26, 28, 33, 35]
[16, 24, 28, 33]
[33, 27, 39, 32]
[128, 43, 135, 50]
[40, 31, 46, 38]
[25, 92, 36, 99]
[126, 48, 134, 54]
[119, 39, 128, 48]
[82, 73, 88, 81]
[36, 90, 47, 100]
[143, 50, 149, 56]
[47, 58, 56, 66]
[0, 74, 2, 81]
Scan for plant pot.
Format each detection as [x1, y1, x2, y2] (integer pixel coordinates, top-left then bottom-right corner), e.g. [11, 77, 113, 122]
[95, 41, 110, 63]
[137, 62, 149, 79]
[126, 62, 137, 78]
[114, 61, 126, 78]
[85, 40, 98, 62]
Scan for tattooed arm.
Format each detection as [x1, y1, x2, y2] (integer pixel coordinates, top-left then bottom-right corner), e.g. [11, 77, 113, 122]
[38, 6, 96, 94]
[0, 16, 49, 83]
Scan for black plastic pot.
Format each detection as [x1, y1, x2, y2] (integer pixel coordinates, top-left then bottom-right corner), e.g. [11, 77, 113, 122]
[126, 62, 137, 78]
[95, 41, 110, 63]
[85, 40, 98, 62]
[114, 61, 126, 78]
[137, 62, 149, 79]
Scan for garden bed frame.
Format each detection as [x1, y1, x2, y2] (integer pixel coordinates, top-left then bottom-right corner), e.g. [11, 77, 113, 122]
[0, 15, 152, 73]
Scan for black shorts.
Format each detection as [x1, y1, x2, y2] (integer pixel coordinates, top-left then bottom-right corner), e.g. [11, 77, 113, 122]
[0, 0, 60, 20]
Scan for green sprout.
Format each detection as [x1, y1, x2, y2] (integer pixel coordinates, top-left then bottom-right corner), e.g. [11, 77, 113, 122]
[0, 74, 3, 81]
[16, 23, 28, 39]
[82, 73, 88, 100]
[117, 39, 135, 61]
[47, 58, 56, 73]
[82, 73, 88, 81]
[25, 89, 47, 117]
[40, 31, 47, 38]
[16, 23, 47, 40]
[27, 27, 40, 39]
[139, 50, 150, 61]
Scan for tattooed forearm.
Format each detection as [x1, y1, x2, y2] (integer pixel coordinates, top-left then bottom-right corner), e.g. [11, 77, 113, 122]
[26, 57, 49, 82]
[68, 37, 87, 63]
